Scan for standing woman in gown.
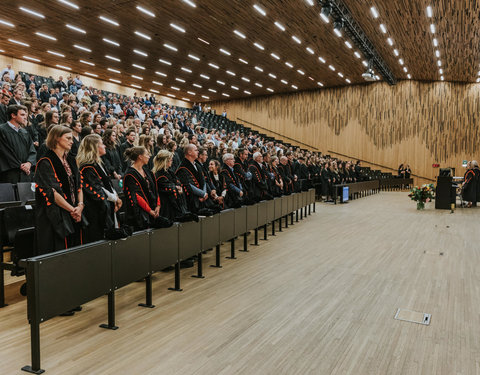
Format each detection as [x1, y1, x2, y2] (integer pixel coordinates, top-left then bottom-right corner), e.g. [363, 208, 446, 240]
[77, 134, 122, 243]
[35, 125, 84, 254]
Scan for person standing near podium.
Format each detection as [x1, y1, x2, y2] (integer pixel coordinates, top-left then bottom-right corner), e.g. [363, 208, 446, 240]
[472, 160, 480, 207]
[461, 161, 476, 208]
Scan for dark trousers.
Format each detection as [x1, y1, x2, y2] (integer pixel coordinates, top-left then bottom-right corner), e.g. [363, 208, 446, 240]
[0, 169, 32, 184]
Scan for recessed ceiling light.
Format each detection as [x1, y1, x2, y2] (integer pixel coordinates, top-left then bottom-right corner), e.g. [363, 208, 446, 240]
[437, 60, 442, 66]
[239, 58, 249, 64]
[399, 59, 404, 65]
[108, 68, 121, 73]
[201, 95, 209, 99]
[176, 78, 186, 83]
[187, 91, 196, 95]
[430, 24, 436, 33]
[255, 82, 263, 87]
[133, 49, 148, 57]
[345, 79, 351, 84]
[305, 0, 314, 5]
[435, 50, 440, 57]
[379, 24, 387, 34]
[183, 0, 196, 8]
[267, 88, 274, 92]
[255, 66, 264, 72]
[317, 82, 324, 87]
[152, 81, 163, 86]
[135, 31, 151, 40]
[354, 52, 361, 58]
[0, 20, 15, 27]
[433, 38, 438, 47]
[393, 49, 399, 56]
[407, 74, 412, 79]
[171, 86, 180, 91]
[74, 44, 91, 52]
[244, 90, 251, 95]
[193, 83, 202, 88]
[56, 64, 71, 70]
[217, 80, 225, 85]
[159, 59, 172, 65]
[170, 23, 186, 33]
[234, 30, 246, 39]
[188, 54, 200, 61]
[387, 38, 393, 46]
[362, 60, 368, 67]
[103, 38, 119, 46]
[292, 36, 301, 44]
[164, 43, 178, 51]
[167, 94, 176, 98]
[58, 0, 79, 10]
[66, 24, 86, 33]
[222, 93, 230, 97]
[320, 6, 331, 23]
[133, 64, 145, 70]
[131, 84, 142, 89]
[106, 55, 121, 62]
[47, 50, 65, 57]
[208, 88, 217, 93]
[291, 85, 298, 89]
[84, 72, 98, 77]
[318, 57, 326, 63]
[242, 77, 250, 82]
[439, 69, 443, 74]
[220, 48, 231, 55]
[370, 6, 379, 18]
[308, 76, 314, 81]
[297, 69, 305, 75]
[181, 67, 192, 73]
[281, 79, 288, 84]
[254, 43, 265, 50]
[231, 86, 239, 90]
[253, 4, 266, 16]
[132, 75, 143, 80]
[440, 76, 444, 81]
[274, 21, 285, 31]
[200, 74, 210, 79]
[426, 6, 433, 17]
[19, 7, 45, 18]
[344, 41, 352, 49]
[271, 53, 280, 60]
[35, 32, 56, 41]
[208, 63, 219, 69]
[403, 67, 408, 72]
[328, 65, 335, 71]
[269, 73, 277, 79]
[197, 37, 210, 45]
[182, 97, 191, 101]
[285, 62, 294, 68]
[99, 16, 119, 26]
[109, 78, 121, 83]
[23, 56, 41, 62]
[226, 70, 236, 76]
[155, 71, 167, 77]
[151, 89, 160, 93]
[306, 47, 315, 54]
[338, 72, 344, 77]
[80, 60, 94, 66]
[136, 6, 155, 17]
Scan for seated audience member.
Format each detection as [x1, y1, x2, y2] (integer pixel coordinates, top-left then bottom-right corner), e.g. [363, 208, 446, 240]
[0, 91, 10, 124]
[0, 104, 36, 183]
[153, 150, 198, 222]
[208, 159, 223, 193]
[197, 147, 223, 209]
[77, 134, 122, 243]
[123, 146, 170, 230]
[221, 153, 244, 208]
[176, 144, 215, 215]
[249, 152, 272, 202]
[118, 127, 136, 171]
[35, 125, 83, 254]
[462, 161, 476, 208]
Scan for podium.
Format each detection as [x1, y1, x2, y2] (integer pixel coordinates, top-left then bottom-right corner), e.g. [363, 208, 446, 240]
[435, 176, 456, 209]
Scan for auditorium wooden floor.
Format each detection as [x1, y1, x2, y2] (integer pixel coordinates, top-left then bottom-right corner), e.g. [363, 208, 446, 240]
[1, 192, 479, 375]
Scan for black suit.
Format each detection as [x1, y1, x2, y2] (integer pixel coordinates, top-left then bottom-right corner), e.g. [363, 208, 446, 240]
[0, 104, 7, 124]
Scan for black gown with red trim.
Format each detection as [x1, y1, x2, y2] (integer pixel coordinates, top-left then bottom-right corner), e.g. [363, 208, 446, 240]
[155, 168, 195, 221]
[79, 162, 115, 243]
[462, 169, 477, 203]
[248, 160, 272, 202]
[34, 149, 82, 255]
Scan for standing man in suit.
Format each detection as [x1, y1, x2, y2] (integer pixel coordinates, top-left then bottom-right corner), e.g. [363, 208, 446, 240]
[8, 88, 23, 106]
[0, 105, 36, 183]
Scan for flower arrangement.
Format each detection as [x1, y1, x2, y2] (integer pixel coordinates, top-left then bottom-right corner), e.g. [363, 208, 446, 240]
[408, 184, 435, 210]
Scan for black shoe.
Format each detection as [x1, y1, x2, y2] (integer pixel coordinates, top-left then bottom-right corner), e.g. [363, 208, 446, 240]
[161, 265, 175, 272]
[59, 311, 75, 317]
[72, 306, 82, 312]
[180, 259, 194, 268]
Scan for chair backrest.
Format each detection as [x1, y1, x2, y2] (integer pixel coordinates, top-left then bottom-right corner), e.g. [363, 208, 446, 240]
[12, 227, 36, 264]
[0, 183, 15, 202]
[16, 182, 35, 203]
[3, 206, 35, 245]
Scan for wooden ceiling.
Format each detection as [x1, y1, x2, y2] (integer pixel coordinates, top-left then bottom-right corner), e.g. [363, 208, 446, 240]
[0, 0, 478, 102]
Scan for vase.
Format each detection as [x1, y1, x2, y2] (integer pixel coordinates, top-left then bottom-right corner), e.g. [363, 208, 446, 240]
[416, 201, 425, 210]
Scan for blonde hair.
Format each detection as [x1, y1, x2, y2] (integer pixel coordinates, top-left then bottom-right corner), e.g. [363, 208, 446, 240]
[152, 150, 173, 173]
[76, 134, 102, 167]
[139, 134, 153, 154]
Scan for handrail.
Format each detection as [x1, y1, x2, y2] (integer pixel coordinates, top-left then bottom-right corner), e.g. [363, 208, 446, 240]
[327, 150, 435, 182]
[236, 118, 321, 151]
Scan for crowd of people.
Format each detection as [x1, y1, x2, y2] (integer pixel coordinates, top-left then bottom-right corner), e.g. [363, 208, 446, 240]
[0, 65, 372, 256]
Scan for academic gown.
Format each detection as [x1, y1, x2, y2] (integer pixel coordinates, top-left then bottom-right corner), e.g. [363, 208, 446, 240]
[176, 158, 208, 214]
[155, 168, 195, 221]
[248, 161, 271, 202]
[79, 163, 115, 243]
[34, 149, 83, 254]
[462, 169, 476, 203]
[102, 147, 123, 178]
[220, 166, 243, 208]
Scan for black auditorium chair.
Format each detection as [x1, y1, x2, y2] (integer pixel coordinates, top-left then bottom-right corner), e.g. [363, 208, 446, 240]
[16, 182, 36, 204]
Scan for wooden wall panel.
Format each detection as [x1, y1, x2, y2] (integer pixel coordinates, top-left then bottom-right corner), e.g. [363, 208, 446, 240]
[211, 81, 480, 184]
[0, 55, 191, 108]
